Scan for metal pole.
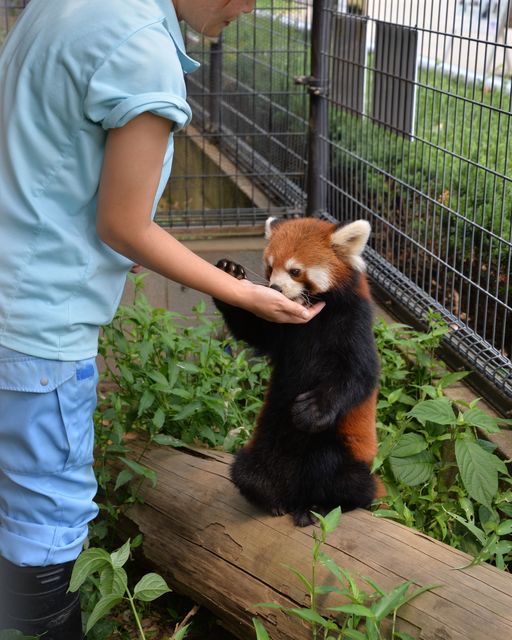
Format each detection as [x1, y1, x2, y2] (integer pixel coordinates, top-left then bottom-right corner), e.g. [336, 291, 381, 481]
[305, 0, 333, 217]
[209, 35, 223, 135]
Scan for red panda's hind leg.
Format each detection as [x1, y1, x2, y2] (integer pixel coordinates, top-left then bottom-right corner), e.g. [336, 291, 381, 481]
[231, 447, 289, 518]
[292, 508, 318, 527]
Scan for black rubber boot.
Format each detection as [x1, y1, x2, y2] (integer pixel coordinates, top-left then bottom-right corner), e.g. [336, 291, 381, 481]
[0, 556, 83, 639]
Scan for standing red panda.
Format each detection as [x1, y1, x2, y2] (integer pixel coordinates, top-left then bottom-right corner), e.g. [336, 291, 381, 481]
[214, 217, 382, 526]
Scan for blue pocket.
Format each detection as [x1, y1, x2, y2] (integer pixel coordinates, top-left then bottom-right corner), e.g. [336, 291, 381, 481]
[55, 360, 98, 468]
[0, 348, 97, 473]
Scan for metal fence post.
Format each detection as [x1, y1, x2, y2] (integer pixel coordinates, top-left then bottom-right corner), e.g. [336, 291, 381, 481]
[304, 0, 333, 217]
[208, 35, 223, 135]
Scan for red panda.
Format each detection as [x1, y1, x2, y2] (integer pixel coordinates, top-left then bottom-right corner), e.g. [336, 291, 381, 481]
[214, 217, 382, 526]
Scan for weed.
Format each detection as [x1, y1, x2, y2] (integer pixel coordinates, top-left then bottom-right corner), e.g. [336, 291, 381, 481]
[373, 315, 512, 569]
[253, 508, 438, 639]
[69, 539, 192, 640]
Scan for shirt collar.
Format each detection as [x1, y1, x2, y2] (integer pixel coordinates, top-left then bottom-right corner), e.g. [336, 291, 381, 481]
[156, 0, 200, 74]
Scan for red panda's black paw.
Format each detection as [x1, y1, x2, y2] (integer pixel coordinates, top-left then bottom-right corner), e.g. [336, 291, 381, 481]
[291, 390, 334, 433]
[292, 509, 317, 527]
[270, 504, 287, 517]
[216, 259, 247, 280]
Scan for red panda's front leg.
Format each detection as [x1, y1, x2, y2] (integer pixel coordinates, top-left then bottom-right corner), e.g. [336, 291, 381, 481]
[213, 259, 280, 356]
[291, 375, 378, 434]
[291, 388, 338, 433]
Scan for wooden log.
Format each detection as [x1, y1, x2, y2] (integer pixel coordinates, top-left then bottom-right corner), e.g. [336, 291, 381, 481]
[123, 445, 512, 640]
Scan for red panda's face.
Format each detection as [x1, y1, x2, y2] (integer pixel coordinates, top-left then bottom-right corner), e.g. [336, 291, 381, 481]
[263, 217, 370, 305]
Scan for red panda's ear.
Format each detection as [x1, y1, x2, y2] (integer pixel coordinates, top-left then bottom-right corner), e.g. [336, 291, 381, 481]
[331, 220, 371, 271]
[265, 216, 283, 239]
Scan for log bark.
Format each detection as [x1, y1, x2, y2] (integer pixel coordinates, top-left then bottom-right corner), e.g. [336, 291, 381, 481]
[122, 444, 512, 640]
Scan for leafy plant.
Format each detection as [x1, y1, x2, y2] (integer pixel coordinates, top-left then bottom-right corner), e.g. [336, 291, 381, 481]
[254, 508, 438, 639]
[97, 273, 269, 452]
[68, 539, 190, 640]
[373, 315, 512, 569]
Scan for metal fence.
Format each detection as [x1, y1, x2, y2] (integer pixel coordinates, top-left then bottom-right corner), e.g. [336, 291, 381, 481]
[2, 1, 511, 413]
[175, 0, 512, 413]
[1, 0, 26, 37]
[160, 3, 312, 228]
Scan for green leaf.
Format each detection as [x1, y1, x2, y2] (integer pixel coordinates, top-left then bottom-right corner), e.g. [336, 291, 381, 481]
[407, 398, 455, 425]
[137, 389, 155, 416]
[169, 388, 193, 400]
[253, 618, 271, 640]
[319, 552, 361, 599]
[462, 408, 505, 433]
[148, 371, 169, 386]
[314, 585, 347, 596]
[322, 506, 342, 533]
[437, 371, 470, 388]
[0, 632, 40, 640]
[173, 400, 203, 422]
[341, 630, 367, 640]
[281, 564, 313, 595]
[152, 434, 186, 447]
[85, 594, 123, 634]
[69, 548, 111, 592]
[371, 581, 411, 620]
[287, 608, 336, 628]
[120, 457, 157, 487]
[152, 407, 166, 430]
[99, 566, 128, 597]
[455, 440, 498, 507]
[443, 510, 487, 545]
[361, 576, 386, 596]
[133, 573, 171, 602]
[390, 450, 434, 486]
[496, 520, 512, 536]
[328, 603, 374, 617]
[114, 469, 133, 491]
[394, 583, 440, 609]
[391, 433, 428, 457]
[177, 361, 200, 374]
[110, 539, 131, 569]
[118, 364, 134, 384]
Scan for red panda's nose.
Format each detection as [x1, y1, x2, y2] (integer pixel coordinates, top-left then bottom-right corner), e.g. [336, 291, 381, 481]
[270, 283, 283, 293]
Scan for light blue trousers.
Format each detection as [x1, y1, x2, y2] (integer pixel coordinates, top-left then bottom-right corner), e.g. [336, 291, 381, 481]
[0, 346, 99, 566]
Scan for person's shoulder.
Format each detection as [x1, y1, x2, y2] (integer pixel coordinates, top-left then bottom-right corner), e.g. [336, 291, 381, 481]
[33, 0, 169, 49]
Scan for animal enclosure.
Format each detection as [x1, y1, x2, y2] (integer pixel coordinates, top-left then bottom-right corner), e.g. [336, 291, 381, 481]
[2, 0, 511, 412]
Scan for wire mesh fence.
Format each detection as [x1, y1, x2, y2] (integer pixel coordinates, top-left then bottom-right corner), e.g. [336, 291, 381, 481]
[156, 2, 312, 229]
[1, 0, 511, 409]
[321, 0, 512, 409]
[1, 0, 26, 39]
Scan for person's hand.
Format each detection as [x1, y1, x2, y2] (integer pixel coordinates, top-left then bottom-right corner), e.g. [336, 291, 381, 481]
[238, 280, 325, 324]
[130, 264, 142, 274]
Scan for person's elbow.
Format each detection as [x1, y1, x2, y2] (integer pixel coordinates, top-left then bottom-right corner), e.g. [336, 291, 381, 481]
[96, 212, 136, 258]
[96, 215, 121, 251]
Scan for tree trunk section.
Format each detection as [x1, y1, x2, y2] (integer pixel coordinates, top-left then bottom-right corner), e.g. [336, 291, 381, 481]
[121, 444, 512, 640]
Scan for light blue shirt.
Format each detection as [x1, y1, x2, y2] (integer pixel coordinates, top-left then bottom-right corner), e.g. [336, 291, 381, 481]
[0, 0, 199, 360]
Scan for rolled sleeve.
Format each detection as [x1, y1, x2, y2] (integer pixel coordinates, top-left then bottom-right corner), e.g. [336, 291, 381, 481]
[84, 21, 192, 131]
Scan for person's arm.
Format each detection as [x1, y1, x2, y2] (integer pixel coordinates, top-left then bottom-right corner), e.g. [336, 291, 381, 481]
[96, 113, 324, 324]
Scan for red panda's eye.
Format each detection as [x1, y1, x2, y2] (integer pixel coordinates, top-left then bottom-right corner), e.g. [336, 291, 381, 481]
[289, 268, 301, 278]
